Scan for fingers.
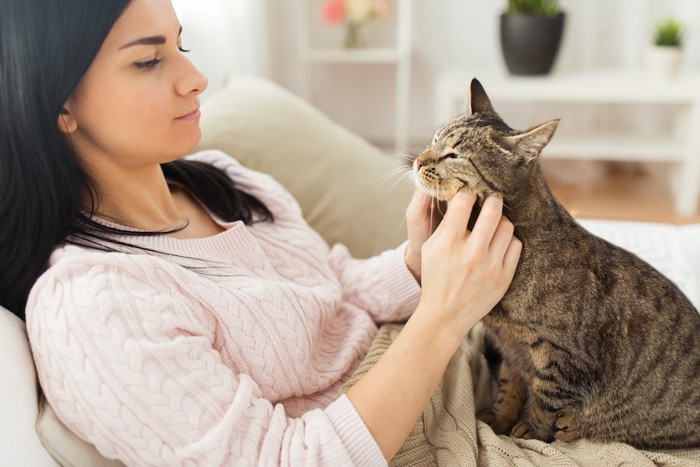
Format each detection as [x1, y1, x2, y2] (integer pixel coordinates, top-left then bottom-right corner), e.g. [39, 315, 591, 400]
[469, 196, 504, 247]
[454, 195, 520, 278]
[489, 215, 515, 257]
[503, 236, 522, 273]
[407, 188, 443, 240]
[406, 188, 431, 221]
[476, 198, 520, 272]
[438, 191, 477, 235]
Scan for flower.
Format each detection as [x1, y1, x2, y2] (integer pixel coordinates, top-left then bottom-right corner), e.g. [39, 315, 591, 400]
[321, 0, 391, 27]
[322, 0, 345, 25]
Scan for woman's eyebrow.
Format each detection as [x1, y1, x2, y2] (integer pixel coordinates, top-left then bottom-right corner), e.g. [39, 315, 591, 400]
[119, 25, 183, 50]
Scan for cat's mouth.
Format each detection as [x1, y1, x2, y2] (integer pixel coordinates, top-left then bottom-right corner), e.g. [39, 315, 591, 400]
[414, 173, 478, 201]
[414, 175, 483, 230]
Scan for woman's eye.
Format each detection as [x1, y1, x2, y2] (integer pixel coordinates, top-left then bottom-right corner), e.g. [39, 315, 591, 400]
[135, 58, 162, 70]
[134, 43, 189, 70]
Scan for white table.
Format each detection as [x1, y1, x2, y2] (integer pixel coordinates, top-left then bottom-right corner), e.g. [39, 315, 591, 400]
[435, 70, 700, 216]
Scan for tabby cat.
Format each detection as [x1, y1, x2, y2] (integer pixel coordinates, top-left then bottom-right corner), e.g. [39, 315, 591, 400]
[413, 78, 700, 450]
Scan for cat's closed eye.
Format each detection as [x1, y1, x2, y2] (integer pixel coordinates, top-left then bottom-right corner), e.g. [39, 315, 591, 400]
[438, 153, 459, 161]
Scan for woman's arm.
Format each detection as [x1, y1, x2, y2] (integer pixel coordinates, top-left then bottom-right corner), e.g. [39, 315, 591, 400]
[26, 259, 379, 466]
[347, 192, 522, 460]
[327, 243, 422, 323]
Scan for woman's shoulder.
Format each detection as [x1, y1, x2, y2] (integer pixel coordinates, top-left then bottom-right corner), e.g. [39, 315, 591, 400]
[25, 244, 181, 323]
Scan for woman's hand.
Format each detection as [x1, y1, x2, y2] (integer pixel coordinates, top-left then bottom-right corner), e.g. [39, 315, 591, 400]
[348, 191, 520, 461]
[417, 191, 522, 341]
[404, 188, 446, 283]
[347, 191, 520, 461]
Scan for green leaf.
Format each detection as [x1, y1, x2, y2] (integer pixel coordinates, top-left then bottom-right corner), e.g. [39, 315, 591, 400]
[654, 18, 684, 47]
[506, 0, 560, 17]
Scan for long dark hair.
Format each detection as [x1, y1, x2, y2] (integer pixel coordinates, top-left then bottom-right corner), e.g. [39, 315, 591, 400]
[0, 0, 272, 320]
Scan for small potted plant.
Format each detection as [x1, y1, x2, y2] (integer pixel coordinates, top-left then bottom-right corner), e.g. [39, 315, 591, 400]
[646, 18, 685, 79]
[500, 0, 566, 75]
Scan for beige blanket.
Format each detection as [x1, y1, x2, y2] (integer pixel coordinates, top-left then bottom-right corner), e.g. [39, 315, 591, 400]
[343, 324, 700, 467]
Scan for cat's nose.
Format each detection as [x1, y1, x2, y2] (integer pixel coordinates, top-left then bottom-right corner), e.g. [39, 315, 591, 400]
[413, 158, 423, 170]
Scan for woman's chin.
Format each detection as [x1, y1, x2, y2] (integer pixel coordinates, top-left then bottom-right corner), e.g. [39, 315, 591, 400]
[176, 130, 203, 156]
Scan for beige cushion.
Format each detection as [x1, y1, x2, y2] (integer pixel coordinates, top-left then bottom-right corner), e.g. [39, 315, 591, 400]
[197, 74, 414, 258]
[36, 398, 124, 467]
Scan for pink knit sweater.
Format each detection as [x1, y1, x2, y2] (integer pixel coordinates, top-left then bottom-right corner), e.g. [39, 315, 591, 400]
[26, 150, 422, 466]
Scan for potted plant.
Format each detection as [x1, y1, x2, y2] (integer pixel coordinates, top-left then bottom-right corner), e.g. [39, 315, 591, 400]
[646, 18, 685, 79]
[500, 0, 566, 75]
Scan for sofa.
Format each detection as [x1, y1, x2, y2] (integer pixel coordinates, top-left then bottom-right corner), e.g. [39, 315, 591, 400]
[2, 75, 700, 466]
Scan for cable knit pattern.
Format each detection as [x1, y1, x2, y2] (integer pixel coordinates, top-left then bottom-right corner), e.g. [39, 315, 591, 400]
[26, 150, 421, 466]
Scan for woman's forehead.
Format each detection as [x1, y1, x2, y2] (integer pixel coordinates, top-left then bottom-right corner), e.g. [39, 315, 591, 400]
[101, 0, 180, 52]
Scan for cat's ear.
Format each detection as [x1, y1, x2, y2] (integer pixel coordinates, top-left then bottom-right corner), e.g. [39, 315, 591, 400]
[501, 119, 559, 162]
[466, 78, 497, 116]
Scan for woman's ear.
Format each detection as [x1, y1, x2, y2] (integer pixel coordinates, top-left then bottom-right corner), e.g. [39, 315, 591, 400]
[57, 107, 78, 134]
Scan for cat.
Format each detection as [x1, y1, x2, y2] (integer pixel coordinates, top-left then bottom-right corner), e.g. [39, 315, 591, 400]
[412, 78, 700, 450]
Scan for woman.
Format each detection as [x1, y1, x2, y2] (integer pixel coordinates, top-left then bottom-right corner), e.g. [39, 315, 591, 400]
[0, 0, 521, 464]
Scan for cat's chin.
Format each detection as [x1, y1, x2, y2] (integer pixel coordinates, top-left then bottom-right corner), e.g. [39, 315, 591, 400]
[414, 180, 468, 201]
[415, 185, 451, 201]
[417, 186, 481, 202]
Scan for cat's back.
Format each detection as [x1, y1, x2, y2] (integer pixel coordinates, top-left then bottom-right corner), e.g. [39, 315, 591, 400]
[513, 219, 697, 312]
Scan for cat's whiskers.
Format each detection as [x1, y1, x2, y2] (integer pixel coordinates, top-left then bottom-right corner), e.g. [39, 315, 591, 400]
[436, 198, 447, 217]
[372, 165, 410, 186]
[372, 164, 417, 194]
[386, 168, 416, 194]
[388, 152, 415, 164]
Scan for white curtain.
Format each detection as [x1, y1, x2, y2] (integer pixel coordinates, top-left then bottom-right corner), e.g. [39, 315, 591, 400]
[172, 0, 271, 99]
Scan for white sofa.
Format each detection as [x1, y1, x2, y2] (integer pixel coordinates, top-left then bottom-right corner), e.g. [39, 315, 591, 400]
[2, 76, 700, 466]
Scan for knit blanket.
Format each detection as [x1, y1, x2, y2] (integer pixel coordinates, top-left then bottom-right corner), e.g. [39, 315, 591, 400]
[343, 324, 700, 467]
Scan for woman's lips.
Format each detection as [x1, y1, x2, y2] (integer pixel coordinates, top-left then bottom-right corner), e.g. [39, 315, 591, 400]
[176, 107, 201, 120]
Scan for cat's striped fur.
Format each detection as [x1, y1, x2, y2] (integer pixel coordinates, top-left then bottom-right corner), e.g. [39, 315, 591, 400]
[413, 78, 700, 449]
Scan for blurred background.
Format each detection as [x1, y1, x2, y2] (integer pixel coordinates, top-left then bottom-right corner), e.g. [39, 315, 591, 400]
[173, 0, 700, 224]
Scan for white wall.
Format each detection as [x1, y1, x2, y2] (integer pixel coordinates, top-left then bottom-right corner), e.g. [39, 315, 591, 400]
[176, 0, 700, 151]
[172, 0, 271, 98]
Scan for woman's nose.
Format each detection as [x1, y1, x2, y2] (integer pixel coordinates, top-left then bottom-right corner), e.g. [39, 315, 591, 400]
[175, 57, 209, 96]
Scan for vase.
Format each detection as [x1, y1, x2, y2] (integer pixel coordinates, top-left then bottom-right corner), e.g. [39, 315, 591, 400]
[645, 45, 683, 80]
[500, 12, 566, 75]
[344, 22, 364, 48]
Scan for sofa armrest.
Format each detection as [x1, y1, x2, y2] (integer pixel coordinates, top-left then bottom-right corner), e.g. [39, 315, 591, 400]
[0, 308, 58, 466]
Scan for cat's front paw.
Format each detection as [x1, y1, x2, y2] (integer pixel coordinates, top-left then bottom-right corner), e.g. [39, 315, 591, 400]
[553, 408, 581, 443]
[510, 421, 534, 439]
[477, 409, 513, 435]
[476, 409, 495, 426]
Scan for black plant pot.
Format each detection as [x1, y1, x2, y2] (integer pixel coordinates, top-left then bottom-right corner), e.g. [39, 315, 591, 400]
[500, 12, 565, 75]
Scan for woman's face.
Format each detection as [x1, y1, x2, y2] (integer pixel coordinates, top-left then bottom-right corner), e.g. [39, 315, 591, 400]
[61, 0, 208, 171]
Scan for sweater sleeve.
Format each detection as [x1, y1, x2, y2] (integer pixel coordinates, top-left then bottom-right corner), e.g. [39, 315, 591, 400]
[327, 242, 422, 323]
[26, 259, 386, 467]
